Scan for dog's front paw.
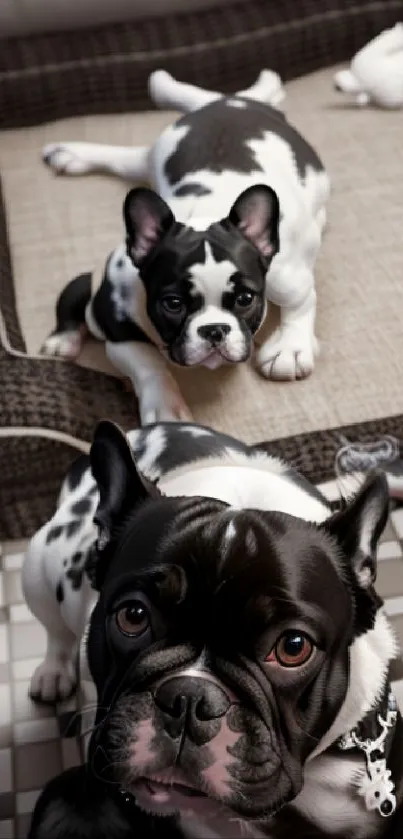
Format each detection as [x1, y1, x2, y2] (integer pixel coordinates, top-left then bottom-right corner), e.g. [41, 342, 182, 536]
[42, 143, 93, 175]
[256, 330, 319, 381]
[30, 659, 76, 704]
[140, 378, 193, 425]
[40, 330, 84, 359]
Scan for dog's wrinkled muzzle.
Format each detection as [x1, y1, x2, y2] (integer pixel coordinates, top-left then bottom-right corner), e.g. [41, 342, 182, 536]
[154, 670, 236, 745]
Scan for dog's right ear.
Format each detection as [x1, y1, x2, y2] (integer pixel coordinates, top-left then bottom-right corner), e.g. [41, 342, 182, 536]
[90, 420, 161, 554]
[124, 187, 175, 266]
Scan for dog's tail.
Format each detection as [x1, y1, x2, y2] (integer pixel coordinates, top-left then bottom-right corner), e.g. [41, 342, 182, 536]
[40, 272, 92, 360]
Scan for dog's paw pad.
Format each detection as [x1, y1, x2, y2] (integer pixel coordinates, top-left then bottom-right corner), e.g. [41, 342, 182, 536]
[40, 331, 83, 359]
[30, 662, 76, 704]
[42, 143, 92, 175]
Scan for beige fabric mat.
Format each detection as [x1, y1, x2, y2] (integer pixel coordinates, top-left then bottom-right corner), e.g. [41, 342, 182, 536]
[0, 66, 402, 444]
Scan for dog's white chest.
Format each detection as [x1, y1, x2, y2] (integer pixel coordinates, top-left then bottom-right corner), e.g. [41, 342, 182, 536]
[293, 753, 381, 838]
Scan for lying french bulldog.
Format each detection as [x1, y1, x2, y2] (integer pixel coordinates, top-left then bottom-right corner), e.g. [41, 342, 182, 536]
[41, 68, 329, 424]
[23, 421, 403, 838]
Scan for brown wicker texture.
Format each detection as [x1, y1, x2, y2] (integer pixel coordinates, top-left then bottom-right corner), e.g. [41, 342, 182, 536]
[1, 0, 403, 130]
[259, 416, 403, 486]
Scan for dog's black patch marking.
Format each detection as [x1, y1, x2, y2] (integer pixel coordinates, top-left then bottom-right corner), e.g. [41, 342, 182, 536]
[91, 253, 154, 344]
[66, 567, 84, 590]
[116, 258, 124, 269]
[56, 582, 64, 603]
[65, 520, 82, 539]
[72, 551, 83, 565]
[130, 423, 250, 478]
[55, 272, 92, 334]
[71, 499, 92, 517]
[165, 98, 324, 185]
[46, 525, 64, 544]
[174, 182, 212, 197]
[65, 454, 90, 493]
[63, 559, 68, 567]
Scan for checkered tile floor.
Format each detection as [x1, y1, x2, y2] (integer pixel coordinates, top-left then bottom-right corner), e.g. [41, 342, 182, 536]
[1, 484, 403, 837]
[0, 541, 81, 839]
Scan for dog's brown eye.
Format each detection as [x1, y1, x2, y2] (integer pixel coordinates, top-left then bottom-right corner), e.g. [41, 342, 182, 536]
[116, 601, 150, 637]
[235, 291, 254, 308]
[267, 631, 313, 667]
[161, 295, 184, 313]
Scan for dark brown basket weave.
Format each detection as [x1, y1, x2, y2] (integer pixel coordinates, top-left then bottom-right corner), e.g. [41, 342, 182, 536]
[1, 0, 403, 129]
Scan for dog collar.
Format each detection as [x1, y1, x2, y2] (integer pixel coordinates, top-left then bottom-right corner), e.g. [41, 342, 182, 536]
[338, 688, 398, 818]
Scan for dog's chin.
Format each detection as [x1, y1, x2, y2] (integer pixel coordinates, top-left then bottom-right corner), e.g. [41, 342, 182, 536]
[169, 345, 251, 368]
[201, 350, 233, 370]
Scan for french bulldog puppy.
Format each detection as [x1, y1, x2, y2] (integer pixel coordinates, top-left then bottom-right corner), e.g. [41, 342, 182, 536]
[23, 421, 403, 838]
[41, 68, 329, 424]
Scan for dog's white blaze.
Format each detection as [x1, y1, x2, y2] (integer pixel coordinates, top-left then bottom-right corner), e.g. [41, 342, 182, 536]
[187, 242, 237, 305]
[224, 520, 237, 544]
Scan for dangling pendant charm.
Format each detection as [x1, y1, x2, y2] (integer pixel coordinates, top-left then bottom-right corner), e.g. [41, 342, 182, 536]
[339, 690, 398, 818]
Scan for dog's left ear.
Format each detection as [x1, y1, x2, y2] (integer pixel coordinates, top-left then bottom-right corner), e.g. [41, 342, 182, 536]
[228, 184, 280, 263]
[123, 187, 175, 266]
[90, 420, 162, 554]
[322, 471, 389, 588]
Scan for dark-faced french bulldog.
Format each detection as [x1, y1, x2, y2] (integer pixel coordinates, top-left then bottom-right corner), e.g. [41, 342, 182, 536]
[41, 68, 329, 424]
[23, 421, 403, 838]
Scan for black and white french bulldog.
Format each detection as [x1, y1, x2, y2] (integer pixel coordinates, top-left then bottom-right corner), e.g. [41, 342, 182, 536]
[41, 68, 329, 424]
[23, 421, 403, 838]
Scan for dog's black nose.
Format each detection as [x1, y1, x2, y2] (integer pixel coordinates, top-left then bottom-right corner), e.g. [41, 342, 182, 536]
[155, 676, 231, 744]
[197, 323, 230, 345]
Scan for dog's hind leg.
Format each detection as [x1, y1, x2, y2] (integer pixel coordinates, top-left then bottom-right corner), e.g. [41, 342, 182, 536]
[148, 70, 222, 113]
[43, 142, 150, 180]
[236, 69, 285, 108]
[149, 68, 285, 113]
[41, 272, 92, 359]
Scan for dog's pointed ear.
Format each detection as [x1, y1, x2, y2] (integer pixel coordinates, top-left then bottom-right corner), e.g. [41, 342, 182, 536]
[322, 471, 389, 588]
[228, 184, 280, 263]
[90, 420, 162, 551]
[124, 187, 175, 266]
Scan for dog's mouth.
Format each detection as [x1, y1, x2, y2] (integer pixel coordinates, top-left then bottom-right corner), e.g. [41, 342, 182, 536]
[131, 770, 207, 815]
[201, 349, 232, 369]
